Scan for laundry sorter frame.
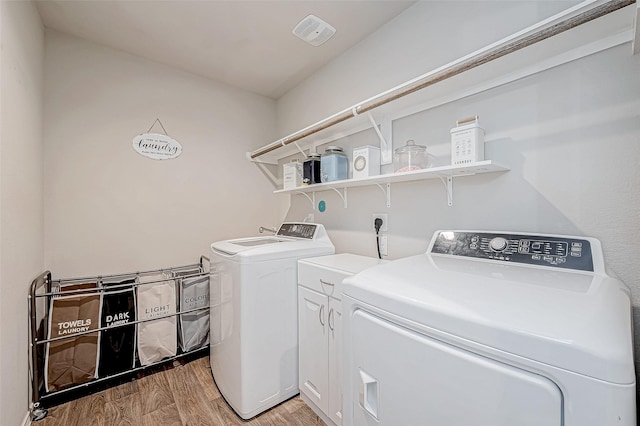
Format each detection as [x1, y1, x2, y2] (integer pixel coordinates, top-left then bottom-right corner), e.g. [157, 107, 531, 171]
[28, 256, 212, 421]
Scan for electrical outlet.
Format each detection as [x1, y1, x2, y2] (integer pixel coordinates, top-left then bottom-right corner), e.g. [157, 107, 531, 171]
[372, 213, 388, 232]
[379, 235, 388, 256]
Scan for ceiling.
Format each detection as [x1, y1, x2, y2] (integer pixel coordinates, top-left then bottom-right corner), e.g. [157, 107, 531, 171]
[36, 0, 416, 99]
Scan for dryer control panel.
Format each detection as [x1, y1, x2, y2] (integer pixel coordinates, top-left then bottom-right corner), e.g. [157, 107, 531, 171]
[430, 231, 594, 271]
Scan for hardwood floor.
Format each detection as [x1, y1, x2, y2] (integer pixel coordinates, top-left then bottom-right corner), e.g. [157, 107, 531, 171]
[37, 356, 325, 426]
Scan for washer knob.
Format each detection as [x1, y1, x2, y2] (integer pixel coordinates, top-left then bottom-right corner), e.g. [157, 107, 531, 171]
[489, 237, 508, 251]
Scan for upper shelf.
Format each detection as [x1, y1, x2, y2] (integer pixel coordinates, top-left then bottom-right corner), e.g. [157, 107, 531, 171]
[250, 0, 637, 164]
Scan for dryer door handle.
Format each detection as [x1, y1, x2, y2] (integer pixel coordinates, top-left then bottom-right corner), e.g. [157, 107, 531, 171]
[359, 369, 379, 420]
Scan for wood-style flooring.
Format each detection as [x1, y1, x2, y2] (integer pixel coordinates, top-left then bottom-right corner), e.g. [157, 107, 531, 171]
[37, 356, 325, 426]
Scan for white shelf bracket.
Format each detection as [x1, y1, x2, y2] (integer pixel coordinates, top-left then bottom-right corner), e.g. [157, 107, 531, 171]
[375, 183, 391, 208]
[246, 152, 280, 188]
[329, 187, 348, 208]
[256, 164, 280, 188]
[439, 176, 453, 207]
[366, 112, 392, 165]
[295, 191, 316, 210]
[293, 142, 306, 156]
[380, 117, 393, 165]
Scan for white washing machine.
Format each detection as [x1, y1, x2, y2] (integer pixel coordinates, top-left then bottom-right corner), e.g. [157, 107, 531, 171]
[342, 230, 636, 426]
[210, 223, 334, 419]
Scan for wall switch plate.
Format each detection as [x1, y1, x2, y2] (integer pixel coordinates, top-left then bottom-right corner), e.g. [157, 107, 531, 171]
[372, 213, 388, 232]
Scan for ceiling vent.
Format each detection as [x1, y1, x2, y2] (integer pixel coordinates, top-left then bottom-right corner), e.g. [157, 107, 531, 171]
[292, 14, 336, 47]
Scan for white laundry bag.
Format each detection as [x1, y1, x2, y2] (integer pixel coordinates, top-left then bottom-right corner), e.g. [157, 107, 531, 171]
[136, 273, 177, 366]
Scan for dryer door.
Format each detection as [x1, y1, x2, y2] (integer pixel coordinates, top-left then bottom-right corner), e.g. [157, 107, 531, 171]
[348, 310, 562, 426]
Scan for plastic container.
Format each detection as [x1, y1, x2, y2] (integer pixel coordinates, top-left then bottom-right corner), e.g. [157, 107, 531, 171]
[303, 154, 322, 185]
[394, 140, 431, 173]
[321, 146, 349, 182]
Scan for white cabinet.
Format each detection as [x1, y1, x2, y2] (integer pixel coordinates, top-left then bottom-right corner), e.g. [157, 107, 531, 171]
[298, 285, 329, 412]
[297, 254, 385, 426]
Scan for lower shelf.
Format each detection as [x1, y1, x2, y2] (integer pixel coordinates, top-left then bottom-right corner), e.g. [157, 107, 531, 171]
[275, 160, 509, 207]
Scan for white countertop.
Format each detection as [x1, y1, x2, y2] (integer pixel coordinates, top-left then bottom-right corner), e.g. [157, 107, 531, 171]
[299, 253, 386, 275]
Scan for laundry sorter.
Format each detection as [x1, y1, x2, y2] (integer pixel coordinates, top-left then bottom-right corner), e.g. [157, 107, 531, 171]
[28, 256, 212, 421]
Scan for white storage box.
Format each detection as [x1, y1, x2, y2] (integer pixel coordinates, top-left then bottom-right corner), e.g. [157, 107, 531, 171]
[283, 161, 303, 189]
[352, 146, 380, 179]
[451, 116, 485, 166]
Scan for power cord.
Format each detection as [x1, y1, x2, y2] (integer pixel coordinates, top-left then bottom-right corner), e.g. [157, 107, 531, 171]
[374, 218, 383, 259]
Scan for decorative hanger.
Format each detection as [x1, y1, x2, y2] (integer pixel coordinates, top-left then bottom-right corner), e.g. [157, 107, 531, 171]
[132, 118, 182, 160]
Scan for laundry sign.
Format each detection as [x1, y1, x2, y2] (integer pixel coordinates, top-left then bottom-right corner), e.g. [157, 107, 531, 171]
[132, 133, 182, 160]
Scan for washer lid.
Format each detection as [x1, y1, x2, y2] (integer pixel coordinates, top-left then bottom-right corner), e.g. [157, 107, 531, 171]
[211, 237, 334, 261]
[210, 223, 334, 262]
[343, 254, 634, 385]
[210, 237, 281, 255]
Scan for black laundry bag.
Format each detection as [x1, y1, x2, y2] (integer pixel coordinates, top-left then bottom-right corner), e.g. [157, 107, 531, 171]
[98, 279, 136, 377]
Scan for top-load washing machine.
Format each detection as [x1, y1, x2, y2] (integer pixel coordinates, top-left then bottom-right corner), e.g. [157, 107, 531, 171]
[342, 230, 635, 426]
[210, 222, 334, 419]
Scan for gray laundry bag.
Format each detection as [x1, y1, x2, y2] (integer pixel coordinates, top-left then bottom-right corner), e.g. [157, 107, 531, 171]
[136, 273, 177, 366]
[177, 274, 210, 352]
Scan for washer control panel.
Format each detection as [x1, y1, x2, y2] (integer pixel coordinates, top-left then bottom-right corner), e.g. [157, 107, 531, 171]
[431, 231, 593, 271]
[277, 223, 317, 239]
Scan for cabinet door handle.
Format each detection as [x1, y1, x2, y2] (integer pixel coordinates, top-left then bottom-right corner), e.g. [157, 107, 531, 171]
[320, 279, 335, 287]
[319, 304, 325, 326]
[328, 308, 334, 331]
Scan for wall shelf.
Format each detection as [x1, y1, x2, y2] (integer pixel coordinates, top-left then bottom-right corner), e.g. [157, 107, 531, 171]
[257, 1, 634, 207]
[275, 160, 509, 207]
[250, 0, 636, 165]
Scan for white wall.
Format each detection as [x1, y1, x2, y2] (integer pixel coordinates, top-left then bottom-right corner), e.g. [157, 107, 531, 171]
[277, 1, 578, 136]
[278, 1, 640, 382]
[44, 31, 280, 276]
[0, 1, 45, 424]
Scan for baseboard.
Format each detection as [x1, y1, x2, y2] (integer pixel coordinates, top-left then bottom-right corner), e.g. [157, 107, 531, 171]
[299, 392, 337, 426]
[22, 411, 31, 426]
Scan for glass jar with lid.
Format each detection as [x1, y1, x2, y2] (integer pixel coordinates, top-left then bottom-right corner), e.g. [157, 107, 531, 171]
[394, 140, 431, 173]
[321, 146, 349, 182]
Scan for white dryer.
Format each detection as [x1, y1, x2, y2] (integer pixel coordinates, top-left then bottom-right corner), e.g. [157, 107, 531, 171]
[342, 230, 635, 426]
[210, 223, 334, 419]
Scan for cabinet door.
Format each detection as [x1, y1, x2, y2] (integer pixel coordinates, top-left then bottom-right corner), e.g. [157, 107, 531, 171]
[298, 286, 329, 413]
[328, 298, 343, 426]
